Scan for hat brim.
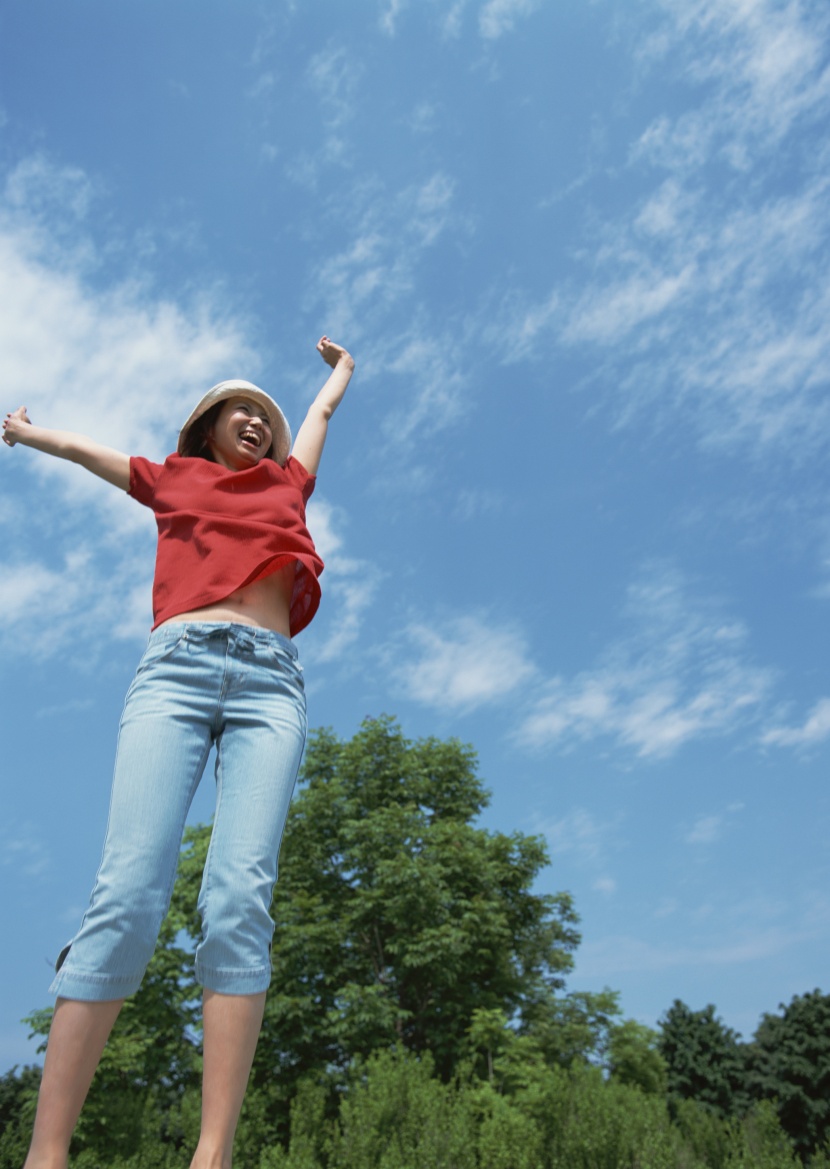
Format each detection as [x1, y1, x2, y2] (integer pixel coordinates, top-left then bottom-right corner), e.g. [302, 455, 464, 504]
[178, 380, 292, 466]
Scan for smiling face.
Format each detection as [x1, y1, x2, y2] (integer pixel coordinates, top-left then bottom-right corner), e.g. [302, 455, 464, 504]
[207, 397, 274, 470]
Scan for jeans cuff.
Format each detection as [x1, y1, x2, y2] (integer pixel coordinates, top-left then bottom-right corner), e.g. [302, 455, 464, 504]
[49, 966, 143, 1001]
[195, 960, 272, 995]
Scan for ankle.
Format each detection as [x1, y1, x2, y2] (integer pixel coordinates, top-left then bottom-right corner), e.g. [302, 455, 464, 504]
[23, 1151, 69, 1169]
[189, 1141, 232, 1169]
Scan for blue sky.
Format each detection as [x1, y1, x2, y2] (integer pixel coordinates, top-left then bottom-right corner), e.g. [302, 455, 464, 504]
[2, 0, 829, 1071]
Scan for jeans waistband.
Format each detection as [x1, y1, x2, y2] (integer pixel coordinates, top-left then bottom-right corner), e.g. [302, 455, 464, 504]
[146, 622, 298, 659]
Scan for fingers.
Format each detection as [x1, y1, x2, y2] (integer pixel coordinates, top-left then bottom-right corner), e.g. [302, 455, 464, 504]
[2, 406, 29, 446]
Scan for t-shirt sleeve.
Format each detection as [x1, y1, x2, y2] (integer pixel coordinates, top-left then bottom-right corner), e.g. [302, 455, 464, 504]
[129, 456, 165, 507]
[284, 455, 316, 504]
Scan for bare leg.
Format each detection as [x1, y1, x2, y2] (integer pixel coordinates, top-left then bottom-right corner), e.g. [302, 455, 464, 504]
[23, 996, 124, 1169]
[190, 989, 266, 1169]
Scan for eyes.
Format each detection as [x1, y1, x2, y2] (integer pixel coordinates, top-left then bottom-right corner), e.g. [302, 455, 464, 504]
[225, 400, 271, 430]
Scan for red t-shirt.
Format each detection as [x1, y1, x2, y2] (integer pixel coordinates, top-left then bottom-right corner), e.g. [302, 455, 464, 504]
[129, 453, 323, 636]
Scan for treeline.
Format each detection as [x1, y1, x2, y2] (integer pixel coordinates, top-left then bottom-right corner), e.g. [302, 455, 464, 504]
[1, 717, 828, 1168]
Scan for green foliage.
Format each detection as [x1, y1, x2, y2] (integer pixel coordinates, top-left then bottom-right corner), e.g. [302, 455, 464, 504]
[608, 1018, 668, 1096]
[328, 1049, 476, 1169]
[672, 1097, 732, 1169]
[748, 990, 830, 1161]
[526, 987, 622, 1069]
[173, 716, 581, 1124]
[529, 1062, 683, 1169]
[259, 1047, 691, 1169]
[659, 1000, 751, 1119]
[7, 716, 825, 1168]
[724, 1100, 801, 1169]
[0, 1064, 40, 1168]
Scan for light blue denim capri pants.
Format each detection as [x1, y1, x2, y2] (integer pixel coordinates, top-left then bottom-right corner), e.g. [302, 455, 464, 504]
[50, 621, 307, 1000]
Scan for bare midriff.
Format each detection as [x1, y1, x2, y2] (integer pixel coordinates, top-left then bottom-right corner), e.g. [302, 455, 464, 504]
[155, 561, 296, 638]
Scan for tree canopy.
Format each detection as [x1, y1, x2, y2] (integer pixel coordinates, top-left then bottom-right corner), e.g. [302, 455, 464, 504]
[5, 717, 827, 1169]
[748, 989, 830, 1159]
[192, 715, 580, 1104]
[659, 1000, 751, 1120]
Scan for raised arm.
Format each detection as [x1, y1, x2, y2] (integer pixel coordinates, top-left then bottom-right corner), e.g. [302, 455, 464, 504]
[2, 407, 131, 491]
[290, 337, 355, 477]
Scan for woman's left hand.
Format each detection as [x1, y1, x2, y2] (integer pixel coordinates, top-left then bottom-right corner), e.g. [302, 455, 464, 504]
[316, 336, 354, 371]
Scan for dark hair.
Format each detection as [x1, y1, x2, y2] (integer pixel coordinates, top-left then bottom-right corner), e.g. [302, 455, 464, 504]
[180, 401, 224, 461]
[180, 399, 275, 462]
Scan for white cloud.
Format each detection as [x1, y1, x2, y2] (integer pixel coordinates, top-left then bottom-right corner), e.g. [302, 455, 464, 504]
[298, 171, 471, 451]
[685, 801, 745, 845]
[380, 329, 468, 444]
[306, 45, 362, 131]
[304, 498, 382, 664]
[393, 613, 537, 711]
[304, 171, 460, 341]
[479, 0, 542, 40]
[517, 566, 773, 758]
[761, 696, 830, 748]
[493, 290, 560, 363]
[577, 925, 809, 977]
[538, 807, 621, 867]
[494, 0, 830, 462]
[562, 264, 697, 347]
[440, 0, 469, 39]
[379, 0, 409, 36]
[0, 154, 259, 659]
[640, 0, 830, 152]
[1, 823, 50, 879]
[685, 814, 724, 845]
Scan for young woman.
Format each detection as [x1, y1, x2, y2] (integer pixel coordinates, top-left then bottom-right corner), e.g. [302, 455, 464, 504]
[3, 336, 355, 1169]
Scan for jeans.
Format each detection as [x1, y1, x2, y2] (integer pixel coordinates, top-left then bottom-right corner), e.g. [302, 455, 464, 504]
[50, 623, 307, 1000]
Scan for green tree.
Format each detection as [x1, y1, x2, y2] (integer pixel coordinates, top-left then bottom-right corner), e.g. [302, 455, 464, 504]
[659, 1000, 750, 1119]
[607, 1018, 668, 1095]
[173, 716, 581, 1124]
[724, 1100, 801, 1169]
[8, 716, 583, 1162]
[748, 989, 830, 1160]
[525, 987, 622, 1068]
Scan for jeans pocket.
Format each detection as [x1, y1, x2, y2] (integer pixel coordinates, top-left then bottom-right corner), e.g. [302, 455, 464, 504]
[135, 631, 187, 676]
[267, 643, 304, 683]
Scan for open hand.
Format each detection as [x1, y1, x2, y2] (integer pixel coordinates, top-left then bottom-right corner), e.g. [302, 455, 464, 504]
[2, 406, 32, 447]
[316, 336, 354, 371]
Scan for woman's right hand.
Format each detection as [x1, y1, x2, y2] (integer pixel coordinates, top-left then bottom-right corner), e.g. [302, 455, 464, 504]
[2, 406, 32, 447]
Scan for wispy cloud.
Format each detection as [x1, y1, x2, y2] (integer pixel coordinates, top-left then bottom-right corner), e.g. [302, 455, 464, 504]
[478, 0, 542, 40]
[299, 171, 470, 448]
[1, 823, 50, 879]
[685, 814, 724, 846]
[306, 45, 363, 133]
[379, 0, 409, 36]
[684, 803, 744, 845]
[0, 154, 258, 659]
[304, 171, 459, 339]
[761, 696, 830, 749]
[377, 0, 542, 41]
[537, 807, 623, 870]
[639, 0, 830, 155]
[392, 612, 537, 711]
[304, 498, 382, 664]
[577, 925, 813, 978]
[516, 565, 773, 758]
[492, 0, 830, 462]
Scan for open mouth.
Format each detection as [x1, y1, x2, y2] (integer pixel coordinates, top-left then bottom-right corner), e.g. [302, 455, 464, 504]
[239, 428, 262, 450]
